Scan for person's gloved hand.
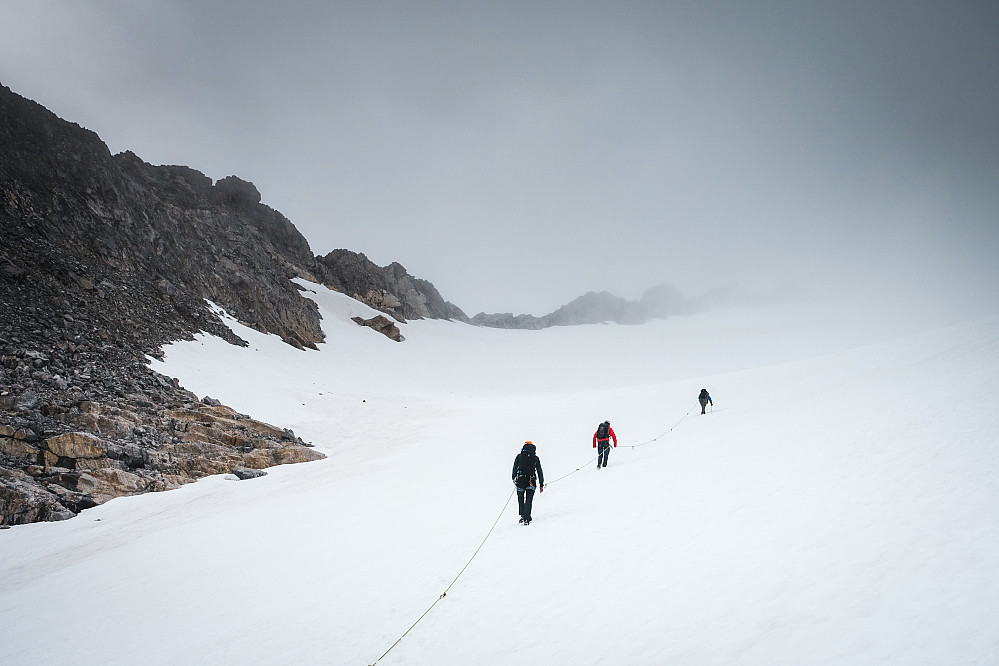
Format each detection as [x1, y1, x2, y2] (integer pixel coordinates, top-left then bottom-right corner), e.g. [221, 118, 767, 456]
[539, 485, 544, 493]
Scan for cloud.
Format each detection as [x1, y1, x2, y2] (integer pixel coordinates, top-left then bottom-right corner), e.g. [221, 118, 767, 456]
[1, 0, 996, 318]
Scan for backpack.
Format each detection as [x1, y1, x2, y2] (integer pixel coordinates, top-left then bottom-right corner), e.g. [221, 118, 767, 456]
[515, 451, 536, 489]
[596, 422, 609, 440]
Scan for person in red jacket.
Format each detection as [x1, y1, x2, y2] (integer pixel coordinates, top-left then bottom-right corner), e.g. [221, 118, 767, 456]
[592, 420, 617, 468]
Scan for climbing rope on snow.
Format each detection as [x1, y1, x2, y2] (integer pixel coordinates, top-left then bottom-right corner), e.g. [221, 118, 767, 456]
[626, 402, 700, 449]
[545, 402, 699, 487]
[370, 488, 516, 665]
[543, 451, 602, 487]
[370, 401, 702, 663]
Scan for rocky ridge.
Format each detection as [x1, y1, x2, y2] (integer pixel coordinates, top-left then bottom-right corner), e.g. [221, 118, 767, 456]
[314, 249, 469, 325]
[0, 83, 466, 525]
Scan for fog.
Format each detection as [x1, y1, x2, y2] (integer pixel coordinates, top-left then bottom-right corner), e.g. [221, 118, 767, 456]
[1, 1, 997, 319]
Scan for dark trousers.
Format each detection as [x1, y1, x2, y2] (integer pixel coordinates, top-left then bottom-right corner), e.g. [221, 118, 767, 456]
[699, 398, 709, 414]
[517, 488, 535, 521]
[597, 441, 610, 467]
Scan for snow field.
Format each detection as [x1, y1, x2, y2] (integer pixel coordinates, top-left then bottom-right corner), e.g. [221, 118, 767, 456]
[0, 283, 996, 665]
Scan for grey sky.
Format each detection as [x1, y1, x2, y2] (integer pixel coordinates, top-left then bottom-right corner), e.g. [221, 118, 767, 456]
[2, 1, 997, 317]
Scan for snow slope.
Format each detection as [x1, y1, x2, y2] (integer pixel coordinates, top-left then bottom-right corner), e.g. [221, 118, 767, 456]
[1, 282, 997, 665]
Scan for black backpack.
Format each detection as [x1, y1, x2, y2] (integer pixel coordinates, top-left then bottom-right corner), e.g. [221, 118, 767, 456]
[597, 422, 609, 439]
[516, 451, 536, 488]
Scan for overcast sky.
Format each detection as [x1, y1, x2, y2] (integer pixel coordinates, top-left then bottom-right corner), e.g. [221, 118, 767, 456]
[2, 1, 997, 317]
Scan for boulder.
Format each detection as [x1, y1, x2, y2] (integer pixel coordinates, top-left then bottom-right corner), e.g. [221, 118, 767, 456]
[231, 466, 267, 480]
[351, 315, 404, 342]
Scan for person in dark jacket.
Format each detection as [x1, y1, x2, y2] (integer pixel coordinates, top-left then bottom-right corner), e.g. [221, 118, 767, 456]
[698, 388, 713, 414]
[592, 420, 617, 468]
[512, 441, 544, 525]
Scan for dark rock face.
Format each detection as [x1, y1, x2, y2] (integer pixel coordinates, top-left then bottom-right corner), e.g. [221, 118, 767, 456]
[0, 83, 466, 525]
[1, 84, 324, 350]
[316, 250, 469, 324]
[351, 315, 404, 342]
[472, 284, 689, 329]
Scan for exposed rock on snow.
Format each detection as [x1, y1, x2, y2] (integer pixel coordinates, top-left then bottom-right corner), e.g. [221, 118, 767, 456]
[0, 394, 322, 524]
[1, 84, 480, 524]
[351, 314, 404, 342]
[231, 466, 267, 480]
[315, 249, 468, 323]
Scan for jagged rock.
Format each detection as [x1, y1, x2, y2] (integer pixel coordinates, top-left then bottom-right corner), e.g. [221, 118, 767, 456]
[214, 175, 262, 206]
[351, 315, 404, 342]
[0, 469, 76, 523]
[0, 83, 474, 525]
[1, 84, 323, 350]
[316, 250, 469, 323]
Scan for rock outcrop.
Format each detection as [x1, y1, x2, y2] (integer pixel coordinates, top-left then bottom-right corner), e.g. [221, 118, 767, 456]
[351, 315, 404, 342]
[0, 399, 321, 524]
[0, 83, 465, 525]
[316, 250, 469, 324]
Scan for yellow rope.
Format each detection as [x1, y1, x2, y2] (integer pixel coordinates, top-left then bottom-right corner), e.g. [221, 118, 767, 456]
[371, 489, 516, 664]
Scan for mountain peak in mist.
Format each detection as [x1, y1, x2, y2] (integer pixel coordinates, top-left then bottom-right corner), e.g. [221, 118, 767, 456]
[471, 282, 689, 329]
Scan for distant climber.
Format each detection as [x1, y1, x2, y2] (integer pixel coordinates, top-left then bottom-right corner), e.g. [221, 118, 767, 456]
[698, 388, 713, 414]
[592, 420, 617, 468]
[512, 441, 544, 525]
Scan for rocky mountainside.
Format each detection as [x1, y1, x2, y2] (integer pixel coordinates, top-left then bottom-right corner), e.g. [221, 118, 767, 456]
[0, 83, 466, 525]
[315, 249, 468, 324]
[472, 283, 689, 329]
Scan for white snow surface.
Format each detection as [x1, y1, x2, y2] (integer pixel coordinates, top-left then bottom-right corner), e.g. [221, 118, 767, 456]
[2, 281, 998, 665]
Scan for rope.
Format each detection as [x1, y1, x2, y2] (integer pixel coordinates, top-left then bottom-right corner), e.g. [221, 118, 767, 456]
[543, 452, 602, 487]
[370, 400, 703, 663]
[370, 489, 516, 665]
[627, 402, 699, 449]
[545, 403, 699, 486]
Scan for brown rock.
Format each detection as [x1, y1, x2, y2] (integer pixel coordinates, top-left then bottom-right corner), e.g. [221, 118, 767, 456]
[0, 437, 41, 464]
[273, 445, 325, 465]
[351, 314, 404, 342]
[76, 468, 149, 502]
[45, 432, 106, 459]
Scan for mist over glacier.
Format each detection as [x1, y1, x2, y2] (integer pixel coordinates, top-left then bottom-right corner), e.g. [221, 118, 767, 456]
[2, 283, 996, 665]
